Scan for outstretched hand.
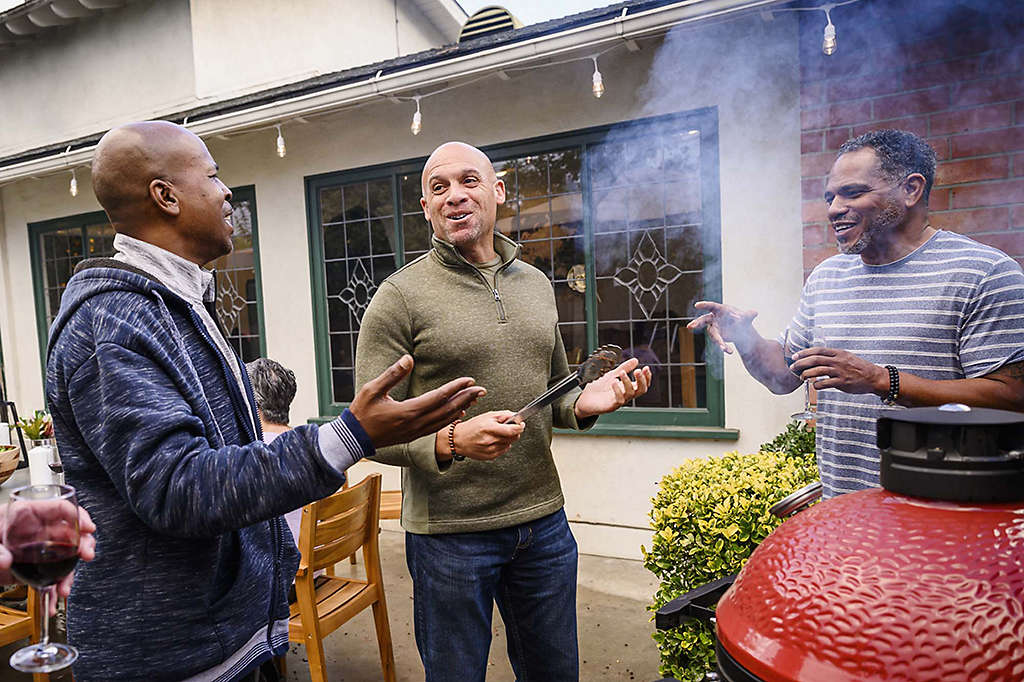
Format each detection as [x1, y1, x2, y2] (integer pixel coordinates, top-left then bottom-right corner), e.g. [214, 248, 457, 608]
[574, 357, 652, 419]
[350, 355, 486, 448]
[687, 301, 759, 355]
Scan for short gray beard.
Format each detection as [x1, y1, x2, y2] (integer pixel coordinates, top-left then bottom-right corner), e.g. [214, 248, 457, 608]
[838, 201, 904, 255]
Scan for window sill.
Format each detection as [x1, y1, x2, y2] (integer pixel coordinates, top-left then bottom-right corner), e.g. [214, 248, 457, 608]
[309, 416, 739, 440]
[555, 424, 739, 440]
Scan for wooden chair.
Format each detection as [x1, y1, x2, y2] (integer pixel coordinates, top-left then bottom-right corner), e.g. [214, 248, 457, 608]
[289, 472, 395, 682]
[340, 480, 402, 565]
[0, 587, 46, 682]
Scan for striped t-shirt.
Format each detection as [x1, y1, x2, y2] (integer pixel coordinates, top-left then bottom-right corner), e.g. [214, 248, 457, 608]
[784, 230, 1024, 498]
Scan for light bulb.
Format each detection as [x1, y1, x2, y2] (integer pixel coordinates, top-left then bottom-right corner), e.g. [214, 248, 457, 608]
[411, 99, 422, 135]
[69, 170, 78, 197]
[822, 15, 837, 55]
[591, 58, 605, 98]
[275, 125, 286, 158]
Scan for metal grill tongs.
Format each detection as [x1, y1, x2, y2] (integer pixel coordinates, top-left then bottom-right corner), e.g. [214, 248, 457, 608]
[514, 344, 623, 421]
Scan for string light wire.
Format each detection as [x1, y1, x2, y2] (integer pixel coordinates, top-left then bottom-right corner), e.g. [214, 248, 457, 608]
[769, 0, 860, 56]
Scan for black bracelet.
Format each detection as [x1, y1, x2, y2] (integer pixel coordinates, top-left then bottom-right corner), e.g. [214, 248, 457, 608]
[882, 365, 900, 406]
[448, 420, 465, 461]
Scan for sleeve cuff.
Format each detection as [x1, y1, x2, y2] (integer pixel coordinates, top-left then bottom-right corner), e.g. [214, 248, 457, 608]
[316, 409, 375, 475]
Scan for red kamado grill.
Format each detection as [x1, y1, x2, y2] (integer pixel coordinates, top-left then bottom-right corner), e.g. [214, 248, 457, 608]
[655, 404, 1024, 682]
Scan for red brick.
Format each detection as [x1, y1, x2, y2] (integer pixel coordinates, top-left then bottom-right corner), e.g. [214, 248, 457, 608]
[803, 224, 827, 247]
[950, 30, 1002, 58]
[954, 76, 1024, 107]
[853, 117, 930, 140]
[903, 57, 981, 92]
[951, 126, 1024, 157]
[802, 131, 824, 154]
[977, 46, 1024, 77]
[930, 103, 1013, 136]
[804, 245, 837, 271]
[929, 207, 1010, 234]
[802, 199, 828, 224]
[937, 157, 1010, 185]
[1014, 153, 1024, 177]
[950, 179, 1024, 209]
[826, 73, 906, 103]
[928, 136, 951, 161]
[802, 177, 825, 201]
[1017, 100, 1024, 126]
[801, 82, 826, 109]
[973, 231, 1024, 257]
[803, 100, 874, 130]
[802, 152, 836, 177]
[904, 39, 950, 65]
[1013, 205, 1024, 229]
[825, 127, 854, 151]
[929, 188, 951, 211]
[874, 86, 950, 120]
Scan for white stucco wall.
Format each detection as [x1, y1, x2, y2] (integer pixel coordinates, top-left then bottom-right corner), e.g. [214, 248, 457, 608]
[0, 12, 804, 560]
[189, 0, 451, 100]
[0, 0, 196, 156]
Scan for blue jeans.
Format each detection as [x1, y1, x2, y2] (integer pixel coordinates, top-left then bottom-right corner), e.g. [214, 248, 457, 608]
[405, 509, 579, 682]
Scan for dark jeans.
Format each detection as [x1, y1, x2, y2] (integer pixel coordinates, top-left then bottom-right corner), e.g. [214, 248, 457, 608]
[405, 509, 579, 682]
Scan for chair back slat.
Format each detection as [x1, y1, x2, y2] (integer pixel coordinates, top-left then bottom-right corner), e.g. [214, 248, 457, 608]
[297, 473, 381, 573]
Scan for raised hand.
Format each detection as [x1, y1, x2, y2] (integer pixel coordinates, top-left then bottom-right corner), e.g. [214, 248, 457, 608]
[444, 411, 525, 461]
[687, 301, 760, 355]
[350, 355, 486, 448]
[574, 357, 652, 419]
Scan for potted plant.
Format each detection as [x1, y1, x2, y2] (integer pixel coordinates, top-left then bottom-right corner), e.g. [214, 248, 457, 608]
[16, 410, 55, 449]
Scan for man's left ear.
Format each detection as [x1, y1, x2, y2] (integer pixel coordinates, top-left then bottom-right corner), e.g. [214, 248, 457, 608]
[903, 173, 926, 207]
[494, 178, 506, 205]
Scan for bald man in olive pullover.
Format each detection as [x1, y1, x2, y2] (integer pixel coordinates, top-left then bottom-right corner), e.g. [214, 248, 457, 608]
[355, 141, 650, 682]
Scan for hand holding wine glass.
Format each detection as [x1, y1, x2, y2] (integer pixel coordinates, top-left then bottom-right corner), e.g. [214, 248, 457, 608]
[783, 328, 816, 421]
[2, 484, 93, 672]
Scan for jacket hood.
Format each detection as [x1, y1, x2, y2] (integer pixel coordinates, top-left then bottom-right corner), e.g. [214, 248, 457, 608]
[47, 258, 179, 359]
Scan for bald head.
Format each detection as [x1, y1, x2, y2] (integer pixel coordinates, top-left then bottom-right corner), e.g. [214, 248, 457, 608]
[421, 142, 496, 196]
[91, 121, 207, 227]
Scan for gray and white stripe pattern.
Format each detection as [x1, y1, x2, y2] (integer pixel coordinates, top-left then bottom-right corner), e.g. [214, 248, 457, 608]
[783, 230, 1024, 498]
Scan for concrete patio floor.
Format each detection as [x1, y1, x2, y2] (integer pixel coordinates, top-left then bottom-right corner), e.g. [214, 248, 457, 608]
[0, 509, 664, 681]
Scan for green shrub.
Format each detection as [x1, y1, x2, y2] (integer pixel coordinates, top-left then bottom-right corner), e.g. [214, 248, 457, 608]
[760, 420, 816, 460]
[643, 441, 818, 681]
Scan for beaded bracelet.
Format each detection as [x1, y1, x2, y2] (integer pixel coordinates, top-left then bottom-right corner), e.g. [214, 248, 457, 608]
[882, 365, 900, 406]
[448, 420, 465, 461]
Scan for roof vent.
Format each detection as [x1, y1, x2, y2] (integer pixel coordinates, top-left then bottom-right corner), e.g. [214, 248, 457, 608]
[458, 6, 523, 43]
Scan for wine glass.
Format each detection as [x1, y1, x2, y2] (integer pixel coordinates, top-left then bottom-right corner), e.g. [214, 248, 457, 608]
[4, 484, 80, 672]
[45, 447, 64, 486]
[783, 328, 816, 421]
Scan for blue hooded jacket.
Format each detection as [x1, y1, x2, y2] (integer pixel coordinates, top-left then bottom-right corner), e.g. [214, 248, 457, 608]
[46, 260, 362, 681]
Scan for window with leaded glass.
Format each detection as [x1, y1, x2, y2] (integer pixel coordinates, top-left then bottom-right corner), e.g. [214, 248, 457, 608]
[308, 110, 724, 433]
[29, 185, 266, 369]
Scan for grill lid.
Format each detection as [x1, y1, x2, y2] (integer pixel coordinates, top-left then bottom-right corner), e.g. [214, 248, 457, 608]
[878, 404, 1024, 502]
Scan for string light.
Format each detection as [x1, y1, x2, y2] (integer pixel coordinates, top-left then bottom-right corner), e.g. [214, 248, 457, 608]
[822, 7, 837, 55]
[411, 96, 422, 136]
[69, 168, 78, 197]
[590, 57, 605, 98]
[765, 1, 860, 57]
[275, 124, 286, 158]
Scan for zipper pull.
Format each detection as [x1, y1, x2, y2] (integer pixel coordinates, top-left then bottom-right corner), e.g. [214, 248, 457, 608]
[493, 289, 501, 301]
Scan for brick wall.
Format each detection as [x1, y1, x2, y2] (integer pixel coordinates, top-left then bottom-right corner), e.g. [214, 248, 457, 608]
[798, 0, 1024, 277]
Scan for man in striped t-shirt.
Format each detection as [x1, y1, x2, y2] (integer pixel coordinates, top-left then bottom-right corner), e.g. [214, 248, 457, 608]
[690, 129, 1024, 498]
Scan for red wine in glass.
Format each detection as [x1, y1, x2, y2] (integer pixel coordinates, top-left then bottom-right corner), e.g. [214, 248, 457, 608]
[47, 463, 63, 475]
[10, 541, 79, 588]
[4, 483, 81, 673]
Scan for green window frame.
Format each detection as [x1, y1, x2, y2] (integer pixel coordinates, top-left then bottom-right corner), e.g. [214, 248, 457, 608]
[306, 109, 734, 438]
[28, 185, 267, 380]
